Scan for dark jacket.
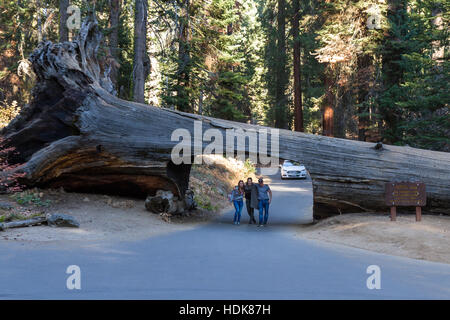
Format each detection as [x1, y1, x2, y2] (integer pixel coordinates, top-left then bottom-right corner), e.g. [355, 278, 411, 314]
[244, 183, 259, 209]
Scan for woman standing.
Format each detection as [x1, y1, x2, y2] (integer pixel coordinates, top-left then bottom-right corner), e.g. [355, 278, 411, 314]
[230, 180, 245, 225]
[244, 177, 258, 224]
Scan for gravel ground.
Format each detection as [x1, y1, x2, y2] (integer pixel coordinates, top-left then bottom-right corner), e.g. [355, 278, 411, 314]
[299, 212, 450, 264]
[0, 190, 225, 244]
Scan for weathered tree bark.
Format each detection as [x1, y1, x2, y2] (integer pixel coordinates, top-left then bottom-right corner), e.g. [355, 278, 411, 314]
[1, 15, 450, 219]
[59, 0, 69, 42]
[357, 54, 371, 141]
[274, 0, 288, 129]
[109, 0, 121, 89]
[322, 74, 334, 137]
[0, 216, 47, 231]
[36, 0, 43, 43]
[133, 0, 150, 103]
[176, 0, 191, 113]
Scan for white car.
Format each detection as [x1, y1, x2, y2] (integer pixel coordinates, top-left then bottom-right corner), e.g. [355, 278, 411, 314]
[280, 160, 307, 179]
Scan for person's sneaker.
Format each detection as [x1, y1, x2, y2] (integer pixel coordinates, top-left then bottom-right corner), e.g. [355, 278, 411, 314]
[237, 221, 240, 225]
[257, 224, 262, 227]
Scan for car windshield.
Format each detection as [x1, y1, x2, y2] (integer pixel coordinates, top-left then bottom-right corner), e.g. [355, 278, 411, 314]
[284, 161, 301, 166]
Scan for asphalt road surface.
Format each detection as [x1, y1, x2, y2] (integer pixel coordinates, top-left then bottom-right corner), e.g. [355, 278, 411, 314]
[0, 171, 449, 299]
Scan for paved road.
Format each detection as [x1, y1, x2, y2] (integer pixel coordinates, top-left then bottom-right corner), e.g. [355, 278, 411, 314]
[0, 172, 449, 299]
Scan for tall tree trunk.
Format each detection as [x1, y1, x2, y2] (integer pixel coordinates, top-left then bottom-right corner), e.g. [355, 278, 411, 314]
[357, 55, 371, 141]
[334, 87, 350, 139]
[198, 90, 203, 115]
[274, 0, 288, 129]
[109, 0, 121, 89]
[59, 0, 69, 42]
[292, 0, 303, 132]
[133, 0, 150, 103]
[176, 0, 191, 112]
[36, 0, 42, 43]
[322, 74, 334, 136]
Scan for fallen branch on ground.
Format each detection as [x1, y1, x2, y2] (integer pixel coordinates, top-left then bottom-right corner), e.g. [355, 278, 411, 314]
[0, 216, 47, 231]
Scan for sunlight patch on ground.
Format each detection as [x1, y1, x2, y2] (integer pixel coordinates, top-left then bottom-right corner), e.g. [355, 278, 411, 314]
[270, 185, 311, 193]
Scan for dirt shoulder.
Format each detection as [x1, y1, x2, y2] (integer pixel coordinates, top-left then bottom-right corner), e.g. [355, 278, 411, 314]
[0, 190, 228, 244]
[0, 155, 254, 244]
[298, 213, 450, 264]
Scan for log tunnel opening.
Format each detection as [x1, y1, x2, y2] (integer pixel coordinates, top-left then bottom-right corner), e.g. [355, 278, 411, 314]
[273, 158, 314, 223]
[275, 158, 370, 220]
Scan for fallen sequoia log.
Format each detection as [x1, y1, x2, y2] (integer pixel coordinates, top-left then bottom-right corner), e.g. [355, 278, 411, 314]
[1, 15, 450, 218]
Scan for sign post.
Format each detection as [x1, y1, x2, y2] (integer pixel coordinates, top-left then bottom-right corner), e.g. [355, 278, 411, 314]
[385, 182, 426, 222]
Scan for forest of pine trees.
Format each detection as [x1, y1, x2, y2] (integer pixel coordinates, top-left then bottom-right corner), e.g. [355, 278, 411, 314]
[0, 0, 448, 151]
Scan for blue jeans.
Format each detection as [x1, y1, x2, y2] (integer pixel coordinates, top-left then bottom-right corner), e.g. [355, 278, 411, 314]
[233, 200, 244, 223]
[258, 199, 270, 224]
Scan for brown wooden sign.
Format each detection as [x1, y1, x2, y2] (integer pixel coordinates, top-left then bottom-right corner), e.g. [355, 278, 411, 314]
[385, 182, 426, 207]
[385, 182, 426, 222]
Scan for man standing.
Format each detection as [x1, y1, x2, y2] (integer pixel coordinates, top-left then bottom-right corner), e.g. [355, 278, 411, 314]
[256, 177, 272, 227]
[244, 177, 258, 224]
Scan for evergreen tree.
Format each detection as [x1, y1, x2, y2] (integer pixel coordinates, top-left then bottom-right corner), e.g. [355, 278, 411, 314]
[378, 0, 449, 150]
